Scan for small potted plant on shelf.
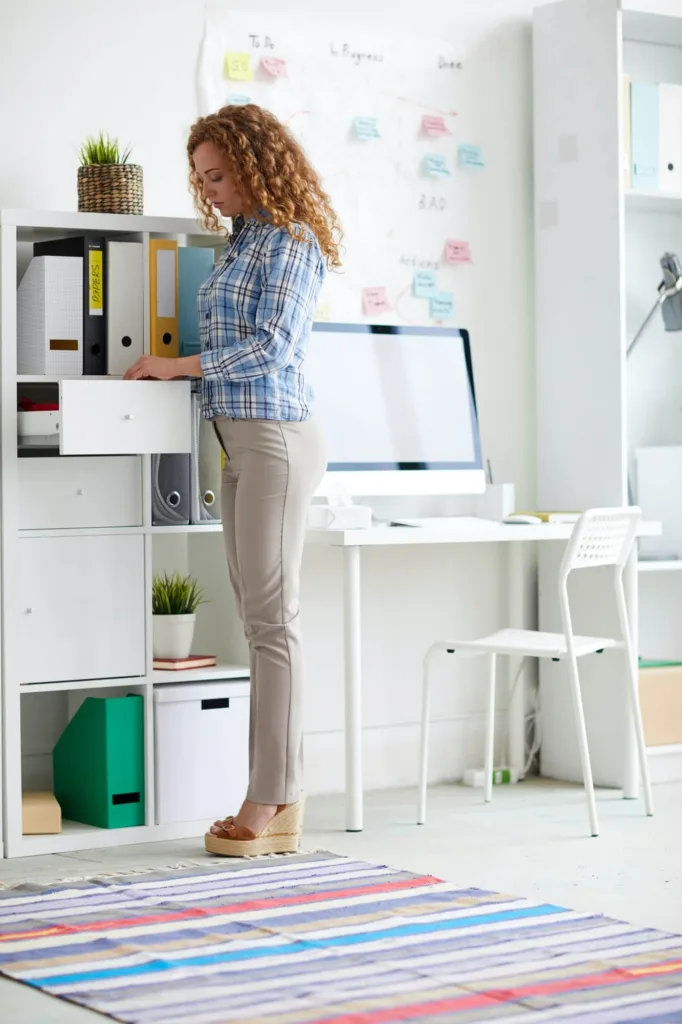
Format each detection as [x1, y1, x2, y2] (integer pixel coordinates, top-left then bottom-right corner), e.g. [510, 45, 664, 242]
[77, 131, 143, 215]
[152, 572, 207, 660]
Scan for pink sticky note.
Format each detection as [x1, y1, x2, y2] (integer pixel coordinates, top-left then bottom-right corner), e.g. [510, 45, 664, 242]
[444, 239, 472, 264]
[422, 114, 450, 137]
[362, 286, 390, 316]
[261, 56, 287, 77]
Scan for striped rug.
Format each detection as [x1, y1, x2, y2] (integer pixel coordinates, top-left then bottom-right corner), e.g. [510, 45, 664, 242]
[1, 851, 682, 1023]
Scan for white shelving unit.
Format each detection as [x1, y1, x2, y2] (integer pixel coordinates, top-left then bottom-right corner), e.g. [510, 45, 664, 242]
[0, 208, 249, 858]
[533, 0, 682, 790]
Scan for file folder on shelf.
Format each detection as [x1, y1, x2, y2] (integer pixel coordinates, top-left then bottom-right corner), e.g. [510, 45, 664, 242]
[190, 393, 222, 524]
[53, 695, 145, 829]
[150, 239, 179, 358]
[107, 241, 144, 376]
[17, 256, 83, 375]
[179, 246, 214, 356]
[658, 83, 682, 194]
[34, 235, 107, 374]
[631, 81, 659, 191]
[152, 453, 191, 526]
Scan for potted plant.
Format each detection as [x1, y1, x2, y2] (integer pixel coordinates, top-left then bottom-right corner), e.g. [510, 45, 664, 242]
[152, 572, 206, 660]
[77, 132, 143, 215]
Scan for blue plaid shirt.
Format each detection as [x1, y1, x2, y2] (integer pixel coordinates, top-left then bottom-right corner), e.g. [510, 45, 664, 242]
[198, 216, 325, 421]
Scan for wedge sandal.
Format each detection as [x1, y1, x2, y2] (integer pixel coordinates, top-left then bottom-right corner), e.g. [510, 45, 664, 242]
[205, 801, 303, 857]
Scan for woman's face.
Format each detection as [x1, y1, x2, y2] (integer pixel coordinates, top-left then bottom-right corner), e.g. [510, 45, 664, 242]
[193, 141, 243, 218]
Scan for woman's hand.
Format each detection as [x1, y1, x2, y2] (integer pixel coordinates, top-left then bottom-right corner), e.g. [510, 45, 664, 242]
[123, 356, 179, 381]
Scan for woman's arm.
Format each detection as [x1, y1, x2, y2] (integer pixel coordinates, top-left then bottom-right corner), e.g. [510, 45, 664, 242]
[123, 232, 322, 383]
[200, 233, 322, 382]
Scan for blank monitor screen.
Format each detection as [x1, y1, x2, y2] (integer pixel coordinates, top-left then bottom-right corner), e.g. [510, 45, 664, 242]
[306, 324, 482, 476]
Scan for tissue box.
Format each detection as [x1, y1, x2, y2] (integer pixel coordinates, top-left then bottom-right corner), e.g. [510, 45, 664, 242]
[307, 503, 372, 530]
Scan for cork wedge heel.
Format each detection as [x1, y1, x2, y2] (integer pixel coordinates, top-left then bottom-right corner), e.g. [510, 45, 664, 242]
[204, 801, 303, 857]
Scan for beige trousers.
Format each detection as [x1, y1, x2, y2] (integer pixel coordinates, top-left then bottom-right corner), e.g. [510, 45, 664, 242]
[213, 417, 327, 805]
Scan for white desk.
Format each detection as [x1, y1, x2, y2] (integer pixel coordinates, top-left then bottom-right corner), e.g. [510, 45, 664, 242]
[307, 520, 660, 831]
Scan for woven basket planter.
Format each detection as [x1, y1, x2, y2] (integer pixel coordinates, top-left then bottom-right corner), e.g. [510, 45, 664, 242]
[77, 164, 144, 215]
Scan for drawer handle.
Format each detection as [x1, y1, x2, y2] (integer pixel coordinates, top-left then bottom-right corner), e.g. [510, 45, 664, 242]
[124, 413, 135, 421]
[76, 489, 85, 496]
[25, 608, 34, 615]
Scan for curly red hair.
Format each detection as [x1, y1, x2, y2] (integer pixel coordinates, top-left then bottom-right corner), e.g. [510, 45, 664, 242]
[188, 105, 342, 270]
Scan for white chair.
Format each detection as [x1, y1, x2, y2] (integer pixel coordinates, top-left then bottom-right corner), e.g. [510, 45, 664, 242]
[417, 507, 654, 837]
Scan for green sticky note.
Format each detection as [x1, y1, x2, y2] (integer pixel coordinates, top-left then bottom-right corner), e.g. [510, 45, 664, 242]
[413, 270, 438, 298]
[430, 292, 454, 318]
[458, 143, 484, 168]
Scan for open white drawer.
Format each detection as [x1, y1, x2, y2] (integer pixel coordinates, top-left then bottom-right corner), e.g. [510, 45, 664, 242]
[58, 380, 192, 456]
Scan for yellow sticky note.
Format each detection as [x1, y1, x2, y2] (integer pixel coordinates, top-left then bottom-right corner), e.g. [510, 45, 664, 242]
[224, 52, 253, 81]
[88, 249, 103, 316]
[314, 302, 331, 322]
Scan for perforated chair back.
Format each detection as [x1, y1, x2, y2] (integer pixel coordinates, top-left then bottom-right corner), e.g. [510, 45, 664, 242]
[559, 507, 641, 579]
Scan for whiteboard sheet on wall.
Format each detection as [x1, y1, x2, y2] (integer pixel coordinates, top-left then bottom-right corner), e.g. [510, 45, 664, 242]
[198, 11, 476, 326]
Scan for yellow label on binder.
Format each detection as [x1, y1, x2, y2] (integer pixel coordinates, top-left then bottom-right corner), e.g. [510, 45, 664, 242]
[88, 249, 103, 316]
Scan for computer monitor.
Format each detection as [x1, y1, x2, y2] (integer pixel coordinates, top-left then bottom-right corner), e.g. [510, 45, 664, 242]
[307, 323, 485, 497]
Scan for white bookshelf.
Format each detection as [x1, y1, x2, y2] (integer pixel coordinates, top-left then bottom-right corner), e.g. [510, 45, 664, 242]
[0, 209, 249, 858]
[625, 189, 682, 214]
[638, 560, 682, 573]
[533, 0, 682, 791]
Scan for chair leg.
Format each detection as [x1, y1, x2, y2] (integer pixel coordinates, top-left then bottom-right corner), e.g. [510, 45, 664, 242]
[567, 652, 599, 837]
[623, 648, 654, 817]
[484, 653, 497, 803]
[417, 647, 436, 824]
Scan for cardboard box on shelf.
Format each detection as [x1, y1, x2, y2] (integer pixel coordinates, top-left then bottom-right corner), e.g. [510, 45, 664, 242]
[22, 791, 62, 834]
[639, 664, 682, 747]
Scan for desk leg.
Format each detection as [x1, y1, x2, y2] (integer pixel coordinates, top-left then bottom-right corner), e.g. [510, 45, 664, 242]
[622, 552, 639, 800]
[507, 541, 527, 778]
[343, 545, 363, 831]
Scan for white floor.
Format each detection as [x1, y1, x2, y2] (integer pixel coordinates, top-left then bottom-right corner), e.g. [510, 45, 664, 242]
[1, 779, 681, 1023]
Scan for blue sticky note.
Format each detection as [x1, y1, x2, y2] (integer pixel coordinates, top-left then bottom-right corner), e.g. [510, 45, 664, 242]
[422, 154, 451, 177]
[227, 93, 251, 105]
[430, 292, 454, 319]
[413, 270, 438, 298]
[353, 116, 380, 141]
[458, 144, 485, 169]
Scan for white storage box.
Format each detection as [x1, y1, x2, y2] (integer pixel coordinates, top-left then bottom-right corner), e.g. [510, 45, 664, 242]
[18, 409, 60, 447]
[17, 255, 83, 375]
[153, 678, 250, 825]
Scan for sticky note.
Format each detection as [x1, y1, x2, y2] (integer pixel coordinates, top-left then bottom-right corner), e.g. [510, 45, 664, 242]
[413, 270, 438, 298]
[421, 114, 450, 137]
[227, 93, 251, 105]
[430, 292, 454, 319]
[362, 287, 390, 316]
[223, 52, 253, 81]
[314, 302, 331, 322]
[458, 143, 485, 168]
[444, 240, 472, 264]
[261, 56, 287, 77]
[353, 117, 380, 141]
[422, 154, 451, 177]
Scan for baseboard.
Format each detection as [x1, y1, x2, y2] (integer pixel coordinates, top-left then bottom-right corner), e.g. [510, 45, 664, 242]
[303, 712, 509, 795]
[647, 744, 682, 784]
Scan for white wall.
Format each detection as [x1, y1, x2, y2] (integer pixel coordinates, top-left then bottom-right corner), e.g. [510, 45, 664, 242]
[4, 0, 540, 795]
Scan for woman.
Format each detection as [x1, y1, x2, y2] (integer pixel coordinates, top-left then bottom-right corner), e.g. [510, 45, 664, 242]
[124, 104, 341, 856]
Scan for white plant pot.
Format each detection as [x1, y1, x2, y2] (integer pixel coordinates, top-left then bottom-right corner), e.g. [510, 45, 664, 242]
[152, 613, 196, 660]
